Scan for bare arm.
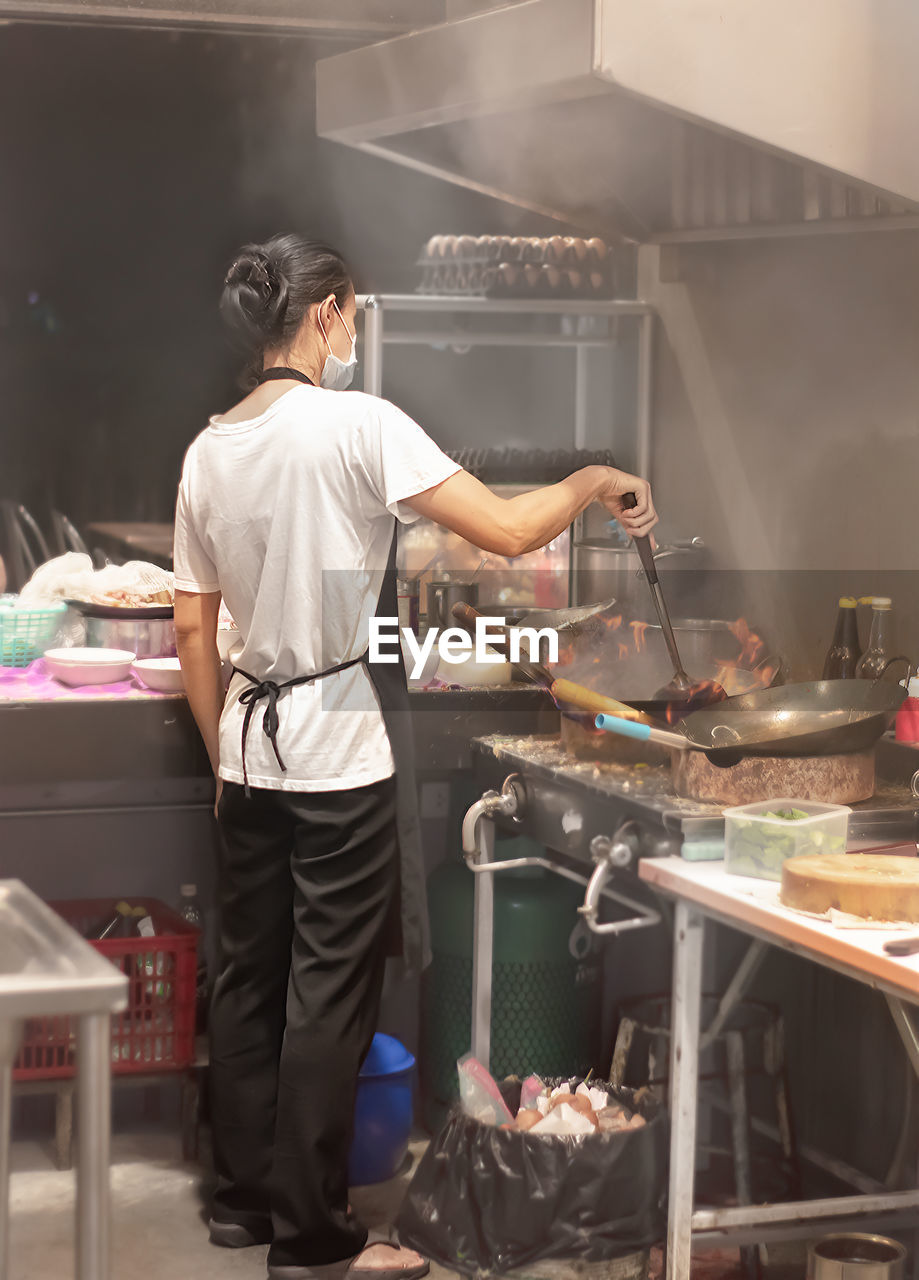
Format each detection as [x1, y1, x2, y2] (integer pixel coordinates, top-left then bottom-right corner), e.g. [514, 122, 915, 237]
[174, 589, 224, 782]
[403, 465, 657, 557]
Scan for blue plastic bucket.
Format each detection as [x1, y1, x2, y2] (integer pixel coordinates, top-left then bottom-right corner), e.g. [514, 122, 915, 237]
[348, 1034, 415, 1186]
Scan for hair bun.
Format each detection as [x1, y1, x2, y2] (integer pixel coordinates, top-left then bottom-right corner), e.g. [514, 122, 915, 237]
[221, 244, 289, 346]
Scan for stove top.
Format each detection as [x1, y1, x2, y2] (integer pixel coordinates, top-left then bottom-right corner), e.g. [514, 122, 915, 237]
[471, 734, 918, 866]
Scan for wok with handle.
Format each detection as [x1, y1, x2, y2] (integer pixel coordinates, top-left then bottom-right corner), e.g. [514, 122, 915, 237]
[595, 678, 907, 767]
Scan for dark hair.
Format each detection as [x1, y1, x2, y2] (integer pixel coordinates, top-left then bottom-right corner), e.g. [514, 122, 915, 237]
[220, 233, 352, 386]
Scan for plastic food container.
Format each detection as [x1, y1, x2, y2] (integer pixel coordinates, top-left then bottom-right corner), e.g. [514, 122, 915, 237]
[724, 798, 850, 881]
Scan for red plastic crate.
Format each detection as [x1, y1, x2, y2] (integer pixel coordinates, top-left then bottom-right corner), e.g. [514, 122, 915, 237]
[13, 898, 199, 1081]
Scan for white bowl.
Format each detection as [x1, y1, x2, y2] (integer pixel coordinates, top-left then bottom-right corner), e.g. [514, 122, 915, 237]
[132, 657, 185, 693]
[44, 647, 136, 687]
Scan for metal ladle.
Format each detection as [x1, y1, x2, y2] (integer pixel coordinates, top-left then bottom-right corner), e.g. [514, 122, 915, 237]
[621, 492, 725, 704]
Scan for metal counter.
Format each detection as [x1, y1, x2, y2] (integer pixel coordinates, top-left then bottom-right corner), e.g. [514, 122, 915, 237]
[0, 880, 127, 1280]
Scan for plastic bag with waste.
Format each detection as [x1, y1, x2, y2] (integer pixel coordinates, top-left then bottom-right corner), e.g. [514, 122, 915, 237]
[456, 1054, 514, 1127]
[396, 1077, 667, 1275]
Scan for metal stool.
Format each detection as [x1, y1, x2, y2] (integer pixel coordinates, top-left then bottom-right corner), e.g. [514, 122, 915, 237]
[611, 993, 801, 1279]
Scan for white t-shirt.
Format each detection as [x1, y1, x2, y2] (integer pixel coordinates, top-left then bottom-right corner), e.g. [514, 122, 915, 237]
[173, 385, 460, 792]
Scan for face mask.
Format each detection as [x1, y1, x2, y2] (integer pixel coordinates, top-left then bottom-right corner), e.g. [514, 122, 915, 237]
[319, 301, 357, 391]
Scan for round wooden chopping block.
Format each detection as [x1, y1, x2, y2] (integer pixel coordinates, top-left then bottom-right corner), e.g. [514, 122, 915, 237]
[671, 748, 876, 805]
[781, 853, 919, 922]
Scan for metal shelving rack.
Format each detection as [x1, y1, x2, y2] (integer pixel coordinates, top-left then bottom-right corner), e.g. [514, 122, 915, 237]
[355, 294, 656, 480]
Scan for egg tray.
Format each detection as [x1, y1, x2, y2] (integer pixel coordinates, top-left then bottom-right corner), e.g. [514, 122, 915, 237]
[416, 233, 617, 299]
[418, 233, 612, 267]
[417, 260, 613, 300]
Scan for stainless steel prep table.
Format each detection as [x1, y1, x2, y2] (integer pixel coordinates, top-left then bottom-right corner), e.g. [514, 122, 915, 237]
[639, 857, 919, 1279]
[0, 880, 127, 1280]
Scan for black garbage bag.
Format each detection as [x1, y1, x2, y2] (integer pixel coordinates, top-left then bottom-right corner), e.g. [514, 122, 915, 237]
[396, 1080, 667, 1275]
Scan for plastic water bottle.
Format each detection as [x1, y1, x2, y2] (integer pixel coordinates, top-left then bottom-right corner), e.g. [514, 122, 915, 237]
[178, 884, 203, 931]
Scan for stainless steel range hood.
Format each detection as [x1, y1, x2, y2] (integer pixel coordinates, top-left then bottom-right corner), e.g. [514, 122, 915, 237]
[0, 0, 444, 38]
[316, 0, 919, 241]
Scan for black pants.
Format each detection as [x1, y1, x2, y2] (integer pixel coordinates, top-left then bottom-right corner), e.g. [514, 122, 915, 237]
[209, 776, 399, 1268]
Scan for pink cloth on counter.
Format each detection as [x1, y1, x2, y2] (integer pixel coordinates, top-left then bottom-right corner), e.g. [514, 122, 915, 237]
[0, 659, 183, 704]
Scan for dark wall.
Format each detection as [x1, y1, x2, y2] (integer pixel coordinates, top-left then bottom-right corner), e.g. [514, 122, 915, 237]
[0, 23, 587, 535]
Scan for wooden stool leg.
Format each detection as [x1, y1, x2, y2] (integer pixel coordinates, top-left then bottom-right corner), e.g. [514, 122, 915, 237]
[765, 1014, 801, 1197]
[55, 1083, 74, 1172]
[726, 1030, 760, 1280]
[609, 1018, 636, 1088]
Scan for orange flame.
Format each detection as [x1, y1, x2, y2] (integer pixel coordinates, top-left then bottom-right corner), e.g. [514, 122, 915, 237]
[729, 617, 766, 668]
[630, 620, 649, 653]
[618, 643, 630, 660]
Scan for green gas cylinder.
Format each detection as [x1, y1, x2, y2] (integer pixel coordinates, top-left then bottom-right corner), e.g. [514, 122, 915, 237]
[420, 836, 602, 1133]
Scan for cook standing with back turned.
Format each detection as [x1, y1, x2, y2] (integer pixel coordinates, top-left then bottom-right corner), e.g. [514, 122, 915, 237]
[173, 233, 658, 1280]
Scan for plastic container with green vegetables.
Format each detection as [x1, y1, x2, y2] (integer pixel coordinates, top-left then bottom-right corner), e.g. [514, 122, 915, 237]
[723, 798, 850, 882]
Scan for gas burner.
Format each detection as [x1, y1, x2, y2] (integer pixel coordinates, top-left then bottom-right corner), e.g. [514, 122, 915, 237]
[471, 735, 918, 864]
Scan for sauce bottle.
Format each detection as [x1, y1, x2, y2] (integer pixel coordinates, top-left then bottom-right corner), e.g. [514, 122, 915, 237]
[895, 677, 919, 743]
[855, 597, 894, 680]
[822, 596, 861, 679]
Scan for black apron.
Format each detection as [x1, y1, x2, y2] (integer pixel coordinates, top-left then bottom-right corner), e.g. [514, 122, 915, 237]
[230, 366, 430, 975]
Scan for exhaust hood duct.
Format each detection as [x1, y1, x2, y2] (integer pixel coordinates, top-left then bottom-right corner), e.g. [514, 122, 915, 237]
[316, 0, 919, 241]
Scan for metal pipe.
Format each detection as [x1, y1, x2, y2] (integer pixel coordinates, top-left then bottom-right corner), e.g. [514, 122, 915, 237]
[463, 848, 660, 936]
[574, 343, 589, 449]
[692, 1213, 919, 1251]
[636, 311, 654, 480]
[0, 1019, 22, 1280]
[355, 293, 653, 317]
[666, 901, 705, 1280]
[76, 1013, 112, 1280]
[361, 295, 384, 398]
[471, 818, 495, 1069]
[0, 803, 213, 819]
[692, 1188, 919, 1232]
[374, 331, 613, 349]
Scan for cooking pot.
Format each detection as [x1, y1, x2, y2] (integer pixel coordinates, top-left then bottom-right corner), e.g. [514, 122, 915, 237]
[643, 618, 770, 672]
[807, 1234, 906, 1280]
[86, 615, 176, 659]
[427, 581, 479, 632]
[570, 537, 705, 607]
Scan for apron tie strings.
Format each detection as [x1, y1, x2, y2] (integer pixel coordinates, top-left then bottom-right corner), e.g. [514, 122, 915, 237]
[232, 655, 368, 797]
[237, 676, 289, 793]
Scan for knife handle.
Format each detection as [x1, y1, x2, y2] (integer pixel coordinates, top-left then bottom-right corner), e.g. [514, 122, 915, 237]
[883, 936, 919, 957]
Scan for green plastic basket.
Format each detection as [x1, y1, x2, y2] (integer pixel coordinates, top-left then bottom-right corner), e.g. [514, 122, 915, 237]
[0, 600, 68, 667]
